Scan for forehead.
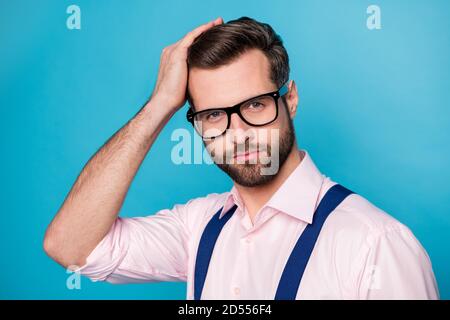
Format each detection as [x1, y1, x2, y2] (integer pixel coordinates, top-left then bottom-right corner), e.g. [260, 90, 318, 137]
[188, 49, 276, 111]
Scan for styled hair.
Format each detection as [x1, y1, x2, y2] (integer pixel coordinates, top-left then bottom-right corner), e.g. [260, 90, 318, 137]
[186, 16, 290, 108]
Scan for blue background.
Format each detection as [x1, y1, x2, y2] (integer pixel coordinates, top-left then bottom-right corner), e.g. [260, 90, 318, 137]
[1, 0, 449, 299]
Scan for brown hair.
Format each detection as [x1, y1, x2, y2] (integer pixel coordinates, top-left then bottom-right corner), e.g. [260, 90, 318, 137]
[187, 16, 290, 108]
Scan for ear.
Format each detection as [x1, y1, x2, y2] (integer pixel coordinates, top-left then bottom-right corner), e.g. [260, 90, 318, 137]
[285, 80, 299, 119]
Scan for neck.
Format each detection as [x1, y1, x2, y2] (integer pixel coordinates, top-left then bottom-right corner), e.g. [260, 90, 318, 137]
[235, 146, 304, 224]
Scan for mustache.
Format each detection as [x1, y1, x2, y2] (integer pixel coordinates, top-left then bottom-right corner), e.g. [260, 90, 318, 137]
[210, 142, 271, 159]
[232, 144, 268, 154]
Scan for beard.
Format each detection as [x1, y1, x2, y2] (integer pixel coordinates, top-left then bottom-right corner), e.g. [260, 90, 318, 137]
[212, 118, 295, 187]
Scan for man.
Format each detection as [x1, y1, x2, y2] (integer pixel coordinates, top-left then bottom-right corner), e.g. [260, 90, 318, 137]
[43, 16, 439, 299]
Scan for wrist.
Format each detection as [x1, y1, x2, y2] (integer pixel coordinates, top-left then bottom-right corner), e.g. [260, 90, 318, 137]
[144, 95, 178, 119]
[129, 96, 176, 138]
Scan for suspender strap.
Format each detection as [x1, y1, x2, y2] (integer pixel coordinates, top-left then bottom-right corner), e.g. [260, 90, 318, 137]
[194, 204, 238, 300]
[274, 184, 354, 299]
[194, 184, 354, 300]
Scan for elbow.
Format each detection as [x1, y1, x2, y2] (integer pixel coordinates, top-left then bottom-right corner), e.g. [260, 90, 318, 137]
[43, 229, 59, 262]
[43, 226, 87, 269]
[43, 227, 69, 267]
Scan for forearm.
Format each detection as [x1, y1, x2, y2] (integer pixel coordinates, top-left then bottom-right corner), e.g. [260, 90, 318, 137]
[44, 97, 174, 268]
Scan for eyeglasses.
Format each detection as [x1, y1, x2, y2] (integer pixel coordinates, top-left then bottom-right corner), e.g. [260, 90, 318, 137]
[186, 82, 289, 139]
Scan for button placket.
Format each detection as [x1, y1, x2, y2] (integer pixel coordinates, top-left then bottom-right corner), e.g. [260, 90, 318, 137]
[229, 230, 247, 298]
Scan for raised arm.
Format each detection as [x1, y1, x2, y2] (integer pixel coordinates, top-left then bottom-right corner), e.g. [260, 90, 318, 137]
[43, 17, 223, 268]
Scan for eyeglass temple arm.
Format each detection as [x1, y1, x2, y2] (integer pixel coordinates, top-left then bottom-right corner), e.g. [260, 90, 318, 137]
[279, 82, 289, 96]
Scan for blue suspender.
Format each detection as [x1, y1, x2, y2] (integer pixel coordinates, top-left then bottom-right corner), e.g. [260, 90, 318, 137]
[274, 184, 353, 299]
[194, 184, 354, 300]
[194, 204, 238, 300]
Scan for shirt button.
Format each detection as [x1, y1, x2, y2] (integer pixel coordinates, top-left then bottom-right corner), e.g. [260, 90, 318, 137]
[241, 236, 252, 244]
[233, 286, 241, 295]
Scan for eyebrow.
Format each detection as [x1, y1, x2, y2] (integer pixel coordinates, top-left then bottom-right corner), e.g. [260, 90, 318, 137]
[196, 87, 278, 112]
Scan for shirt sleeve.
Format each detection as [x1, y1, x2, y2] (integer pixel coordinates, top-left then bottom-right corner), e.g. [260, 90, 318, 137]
[75, 201, 193, 284]
[356, 224, 439, 299]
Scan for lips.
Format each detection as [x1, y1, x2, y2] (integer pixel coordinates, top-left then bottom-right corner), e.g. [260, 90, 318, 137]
[233, 150, 260, 162]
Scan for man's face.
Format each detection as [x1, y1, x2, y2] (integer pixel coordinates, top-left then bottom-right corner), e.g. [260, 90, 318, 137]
[188, 49, 296, 187]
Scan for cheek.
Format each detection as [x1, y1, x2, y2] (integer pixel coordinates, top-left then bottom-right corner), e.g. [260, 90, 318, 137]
[256, 125, 283, 149]
[204, 136, 228, 157]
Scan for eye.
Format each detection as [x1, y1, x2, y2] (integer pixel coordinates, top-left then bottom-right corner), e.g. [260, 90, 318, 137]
[249, 102, 264, 108]
[245, 100, 266, 112]
[205, 110, 225, 122]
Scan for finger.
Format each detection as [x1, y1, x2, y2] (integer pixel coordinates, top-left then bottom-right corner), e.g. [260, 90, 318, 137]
[212, 16, 223, 25]
[179, 17, 222, 47]
[180, 20, 214, 45]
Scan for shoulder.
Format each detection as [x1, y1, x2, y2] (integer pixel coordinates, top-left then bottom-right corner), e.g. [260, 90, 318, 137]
[321, 180, 427, 260]
[322, 182, 438, 299]
[327, 184, 414, 244]
[323, 179, 424, 259]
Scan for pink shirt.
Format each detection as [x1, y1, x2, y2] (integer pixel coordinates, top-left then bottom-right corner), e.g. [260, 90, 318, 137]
[78, 150, 439, 299]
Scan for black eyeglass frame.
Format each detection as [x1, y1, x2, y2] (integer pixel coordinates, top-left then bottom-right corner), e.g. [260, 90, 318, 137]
[186, 82, 289, 139]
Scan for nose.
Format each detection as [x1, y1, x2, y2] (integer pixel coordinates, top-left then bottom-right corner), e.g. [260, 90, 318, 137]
[228, 113, 254, 145]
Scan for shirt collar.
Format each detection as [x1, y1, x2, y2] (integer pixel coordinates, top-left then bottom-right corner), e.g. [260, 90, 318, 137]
[219, 150, 325, 224]
[220, 186, 244, 218]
